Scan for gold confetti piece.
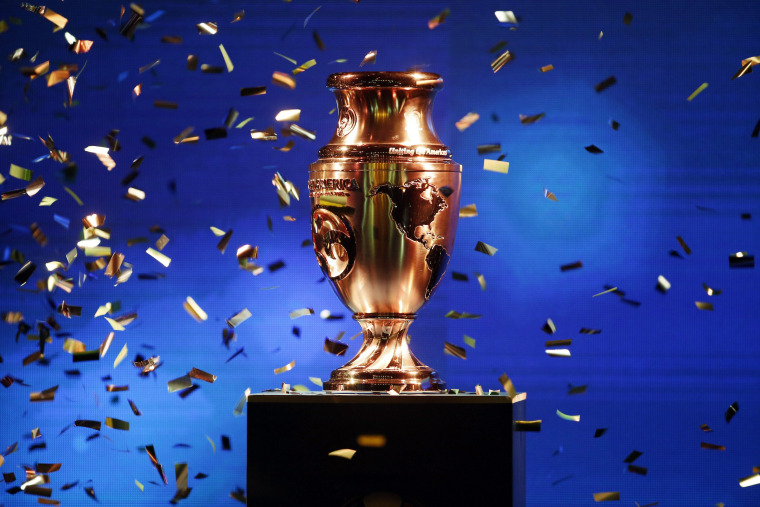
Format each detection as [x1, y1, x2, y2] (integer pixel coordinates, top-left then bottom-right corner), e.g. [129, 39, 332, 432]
[274, 52, 297, 65]
[233, 387, 251, 416]
[61, 186, 83, 205]
[463, 335, 476, 348]
[135, 479, 144, 492]
[289, 308, 314, 319]
[456, 113, 480, 132]
[546, 349, 571, 357]
[173, 126, 194, 144]
[313, 30, 325, 50]
[241, 86, 266, 96]
[444, 342, 467, 359]
[561, 260, 583, 271]
[217, 229, 233, 253]
[35, 463, 61, 474]
[324, 337, 349, 356]
[687, 82, 708, 101]
[99, 332, 114, 358]
[10, 163, 32, 181]
[225, 308, 251, 328]
[701, 442, 725, 451]
[673, 235, 692, 255]
[153, 100, 178, 110]
[656, 275, 671, 292]
[543, 188, 558, 201]
[235, 117, 255, 129]
[104, 317, 125, 331]
[196, 21, 218, 35]
[700, 423, 712, 432]
[205, 434, 216, 453]
[520, 112, 545, 125]
[695, 301, 713, 311]
[105, 417, 129, 431]
[126, 187, 145, 201]
[283, 216, 296, 221]
[219, 44, 234, 72]
[146, 247, 171, 267]
[74, 419, 101, 431]
[540, 64, 554, 72]
[63, 338, 85, 354]
[46, 69, 70, 87]
[593, 492, 620, 502]
[491, 50, 513, 73]
[251, 127, 277, 140]
[475, 384, 484, 395]
[739, 474, 760, 487]
[274, 140, 295, 152]
[725, 401, 739, 422]
[84, 246, 111, 257]
[275, 109, 301, 122]
[623, 12, 633, 26]
[105, 252, 125, 278]
[459, 204, 477, 217]
[357, 434, 386, 447]
[702, 283, 722, 296]
[592, 287, 617, 297]
[289, 123, 316, 141]
[546, 339, 571, 347]
[39, 196, 57, 206]
[729, 251, 754, 268]
[475, 241, 498, 256]
[556, 409, 581, 422]
[328, 449, 356, 460]
[58, 301, 82, 317]
[32, 427, 42, 439]
[428, 8, 450, 29]
[232, 9, 245, 22]
[274, 360, 295, 374]
[514, 420, 541, 431]
[168, 374, 193, 393]
[309, 377, 323, 387]
[291, 59, 317, 76]
[494, 10, 518, 24]
[483, 159, 509, 174]
[594, 76, 617, 93]
[153, 234, 170, 251]
[29, 385, 58, 402]
[568, 384, 587, 395]
[184, 297, 208, 322]
[360, 50, 377, 67]
[114, 343, 128, 368]
[189, 367, 217, 383]
[498, 373, 517, 398]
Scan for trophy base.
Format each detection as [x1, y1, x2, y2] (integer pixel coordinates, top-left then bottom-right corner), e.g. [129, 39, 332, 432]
[323, 367, 446, 392]
[324, 315, 446, 392]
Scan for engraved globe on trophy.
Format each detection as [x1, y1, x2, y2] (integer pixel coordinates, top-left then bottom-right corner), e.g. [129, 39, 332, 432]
[309, 72, 461, 391]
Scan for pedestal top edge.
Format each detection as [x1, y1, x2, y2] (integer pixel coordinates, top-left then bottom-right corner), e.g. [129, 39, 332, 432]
[248, 391, 525, 404]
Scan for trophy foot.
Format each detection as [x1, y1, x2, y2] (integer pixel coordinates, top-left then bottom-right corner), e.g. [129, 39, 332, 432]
[323, 315, 447, 392]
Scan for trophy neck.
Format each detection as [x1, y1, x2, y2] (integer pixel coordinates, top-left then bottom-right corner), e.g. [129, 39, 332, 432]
[319, 72, 451, 160]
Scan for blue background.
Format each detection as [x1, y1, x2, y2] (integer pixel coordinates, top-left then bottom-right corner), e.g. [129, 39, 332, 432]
[1, 0, 759, 505]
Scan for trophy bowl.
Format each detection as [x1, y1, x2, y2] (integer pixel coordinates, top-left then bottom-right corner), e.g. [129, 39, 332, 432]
[309, 72, 461, 391]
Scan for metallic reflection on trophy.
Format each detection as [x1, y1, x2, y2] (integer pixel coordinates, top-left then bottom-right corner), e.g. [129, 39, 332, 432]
[309, 72, 461, 391]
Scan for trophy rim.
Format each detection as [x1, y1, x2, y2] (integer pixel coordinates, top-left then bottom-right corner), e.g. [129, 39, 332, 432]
[327, 71, 444, 91]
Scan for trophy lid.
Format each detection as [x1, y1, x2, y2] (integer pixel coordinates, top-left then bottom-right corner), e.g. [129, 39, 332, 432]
[327, 72, 444, 91]
[319, 71, 452, 160]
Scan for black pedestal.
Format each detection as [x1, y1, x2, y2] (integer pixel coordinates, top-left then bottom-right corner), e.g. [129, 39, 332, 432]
[247, 392, 526, 507]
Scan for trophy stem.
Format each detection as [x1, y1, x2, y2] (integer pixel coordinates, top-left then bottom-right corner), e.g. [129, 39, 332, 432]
[323, 315, 446, 392]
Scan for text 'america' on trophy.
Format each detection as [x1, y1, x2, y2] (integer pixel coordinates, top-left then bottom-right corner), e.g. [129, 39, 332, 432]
[309, 71, 462, 392]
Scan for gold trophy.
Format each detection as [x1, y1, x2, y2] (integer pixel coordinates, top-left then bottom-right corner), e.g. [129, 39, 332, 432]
[309, 72, 461, 391]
